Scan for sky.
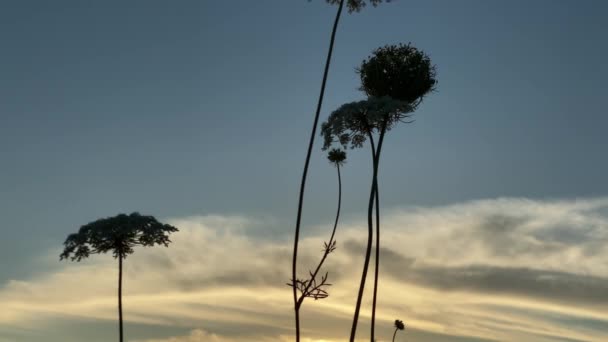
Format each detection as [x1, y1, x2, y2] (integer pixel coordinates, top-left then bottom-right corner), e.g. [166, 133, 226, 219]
[1, 0, 607, 341]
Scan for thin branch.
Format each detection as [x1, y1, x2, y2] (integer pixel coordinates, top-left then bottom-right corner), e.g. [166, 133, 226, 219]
[298, 164, 342, 308]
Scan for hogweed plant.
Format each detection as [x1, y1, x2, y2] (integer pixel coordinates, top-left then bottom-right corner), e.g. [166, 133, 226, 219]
[321, 43, 436, 342]
[321, 96, 413, 342]
[359, 44, 436, 342]
[60, 212, 178, 342]
[289, 149, 346, 318]
[292, 1, 390, 341]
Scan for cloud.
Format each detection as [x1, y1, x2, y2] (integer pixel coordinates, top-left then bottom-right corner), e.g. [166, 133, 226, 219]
[133, 328, 366, 342]
[132, 328, 227, 342]
[2, 197, 608, 341]
[392, 264, 608, 307]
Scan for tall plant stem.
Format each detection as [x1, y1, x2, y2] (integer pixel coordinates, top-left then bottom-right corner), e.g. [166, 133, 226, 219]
[349, 122, 388, 342]
[118, 255, 124, 342]
[392, 327, 398, 342]
[350, 131, 376, 341]
[370, 162, 380, 341]
[370, 123, 387, 341]
[297, 164, 342, 310]
[292, 1, 345, 341]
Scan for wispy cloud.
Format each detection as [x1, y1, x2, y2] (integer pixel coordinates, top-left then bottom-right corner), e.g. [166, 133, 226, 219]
[2, 197, 608, 341]
[132, 328, 226, 342]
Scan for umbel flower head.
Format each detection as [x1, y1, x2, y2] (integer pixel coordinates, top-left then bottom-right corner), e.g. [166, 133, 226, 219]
[359, 43, 437, 107]
[60, 212, 178, 261]
[394, 319, 405, 331]
[323, 0, 391, 13]
[321, 96, 413, 151]
[327, 148, 347, 166]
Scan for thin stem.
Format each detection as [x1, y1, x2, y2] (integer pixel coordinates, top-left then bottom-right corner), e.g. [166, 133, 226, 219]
[118, 254, 124, 342]
[328, 164, 342, 249]
[371, 123, 388, 342]
[392, 328, 398, 342]
[297, 164, 342, 309]
[371, 166, 380, 342]
[350, 133, 377, 342]
[292, 1, 345, 341]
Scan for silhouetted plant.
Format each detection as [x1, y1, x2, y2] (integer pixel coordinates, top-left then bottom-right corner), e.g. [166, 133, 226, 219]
[360, 44, 435, 342]
[289, 148, 346, 319]
[321, 43, 436, 342]
[392, 319, 405, 342]
[321, 96, 412, 342]
[292, 1, 390, 341]
[60, 212, 178, 342]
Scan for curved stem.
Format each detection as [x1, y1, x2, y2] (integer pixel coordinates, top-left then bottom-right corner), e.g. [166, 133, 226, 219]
[118, 255, 124, 342]
[297, 164, 342, 309]
[371, 123, 388, 342]
[392, 328, 398, 342]
[292, 2, 345, 340]
[328, 164, 342, 248]
[350, 133, 377, 342]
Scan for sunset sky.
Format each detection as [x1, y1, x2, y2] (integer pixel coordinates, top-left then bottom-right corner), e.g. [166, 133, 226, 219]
[1, 1, 608, 341]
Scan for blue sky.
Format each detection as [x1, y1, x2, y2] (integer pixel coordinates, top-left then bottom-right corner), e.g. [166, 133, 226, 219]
[1, 1, 608, 341]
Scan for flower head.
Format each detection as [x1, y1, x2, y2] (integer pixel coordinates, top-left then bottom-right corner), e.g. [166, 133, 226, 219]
[324, 0, 390, 13]
[320, 96, 413, 151]
[327, 148, 347, 166]
[394, 319, 405, 331]
[60, 212, 178, 261]
[359, 43, 437, 108]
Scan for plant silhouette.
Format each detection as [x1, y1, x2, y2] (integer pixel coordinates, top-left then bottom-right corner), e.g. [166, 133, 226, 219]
[392, 319, 405, 342]
[290, 149, 346, 312]
[321, 96, 413, 342]
[292, 1, 390, 341]
[359, 44, 436, 341]
[321, 43, 436, 342]
[59, 212, 178, 342]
